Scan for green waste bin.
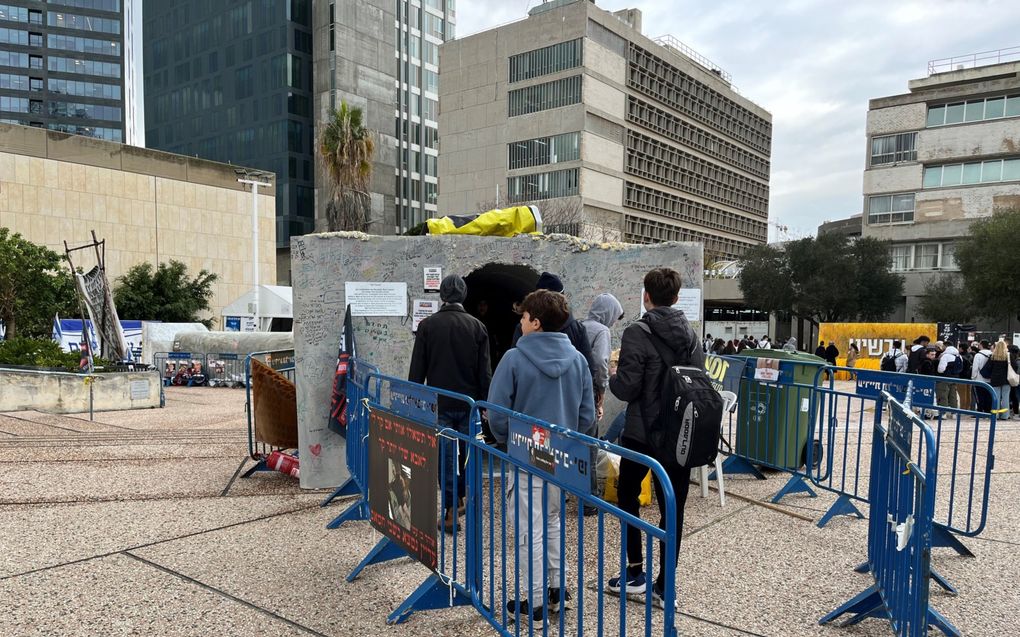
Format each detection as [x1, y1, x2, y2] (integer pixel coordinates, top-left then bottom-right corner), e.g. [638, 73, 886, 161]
[734, 349, 826, 470]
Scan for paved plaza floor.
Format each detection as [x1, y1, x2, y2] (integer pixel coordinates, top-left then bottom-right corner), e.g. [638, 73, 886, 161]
[1, 385, 1016, 636]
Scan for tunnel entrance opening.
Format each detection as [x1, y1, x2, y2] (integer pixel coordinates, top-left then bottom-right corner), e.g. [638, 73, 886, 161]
[464, 263, 540, 371]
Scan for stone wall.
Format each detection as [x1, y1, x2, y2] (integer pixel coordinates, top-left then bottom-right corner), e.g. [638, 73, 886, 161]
[0, 369, 161, 414]
[292, 232, 703, 488]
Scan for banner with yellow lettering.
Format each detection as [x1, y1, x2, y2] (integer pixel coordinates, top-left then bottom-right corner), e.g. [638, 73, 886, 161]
[818, 322, 937, 372]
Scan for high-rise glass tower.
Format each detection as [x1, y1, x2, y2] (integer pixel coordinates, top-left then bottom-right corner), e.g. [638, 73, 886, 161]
[143, 0, 314, 279]
[313, 0, 454, 234]
[0, 0, 135, 144]
[394, 0, 454, 231]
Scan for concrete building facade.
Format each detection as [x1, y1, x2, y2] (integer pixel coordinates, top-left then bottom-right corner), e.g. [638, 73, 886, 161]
[142, 0, 313, 284]
[0, 0, 137, 145]
[312, 0, 397, 233]
[438, 0, 772, 262]
[863, 59, 1020, 321]
[0, 122, 276, 323]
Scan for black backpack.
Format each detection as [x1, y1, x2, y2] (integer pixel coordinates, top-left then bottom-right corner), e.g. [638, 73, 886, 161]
[880, 350, 899, 372]
[943, 356, 964, 377]
[644, 330, 724, 469]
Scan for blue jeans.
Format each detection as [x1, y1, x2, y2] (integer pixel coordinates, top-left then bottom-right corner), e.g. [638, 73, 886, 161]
[439, 410, 470, 509]
[996, 385, 1012, 420]
[603, 411, 627, 444]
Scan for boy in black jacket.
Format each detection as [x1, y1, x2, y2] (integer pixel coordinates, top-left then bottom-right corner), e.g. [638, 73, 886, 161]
[606, 268, 702, 610]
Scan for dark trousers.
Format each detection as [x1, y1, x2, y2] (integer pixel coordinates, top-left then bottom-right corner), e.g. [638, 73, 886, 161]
[617, 437, 692, 587]
[439, 410, 470, 510]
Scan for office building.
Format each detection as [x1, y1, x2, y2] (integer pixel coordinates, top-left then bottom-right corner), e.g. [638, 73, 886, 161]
[143, 1, 313, 283]
[862, 53, 1020, 321]
[817, 214, 862, 239]
[312, 0, 453, 234]
[0, 0, 136, 145]
[438, 0, 772, 262]
[0, 122, 276, 321]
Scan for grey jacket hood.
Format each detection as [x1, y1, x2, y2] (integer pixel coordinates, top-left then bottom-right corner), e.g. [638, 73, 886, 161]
[586, 294, 624, 329]
[515, 331, 578, 379]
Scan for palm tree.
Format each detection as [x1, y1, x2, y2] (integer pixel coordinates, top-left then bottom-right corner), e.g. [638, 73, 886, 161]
[319, 101, 376, 231]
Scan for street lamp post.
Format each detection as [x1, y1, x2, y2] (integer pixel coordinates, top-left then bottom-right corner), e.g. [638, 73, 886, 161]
[236, 169, 273, 332]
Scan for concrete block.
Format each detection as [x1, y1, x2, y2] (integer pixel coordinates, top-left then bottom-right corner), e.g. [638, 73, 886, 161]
[291, 233, 704, 489]
[0, 370, 162, 414]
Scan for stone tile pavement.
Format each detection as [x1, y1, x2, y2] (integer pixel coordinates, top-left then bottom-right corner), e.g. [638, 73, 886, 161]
[0, 386, 1015, 636]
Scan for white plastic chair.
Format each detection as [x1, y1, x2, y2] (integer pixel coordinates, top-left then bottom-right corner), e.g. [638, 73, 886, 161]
[700, 390, 737, 506]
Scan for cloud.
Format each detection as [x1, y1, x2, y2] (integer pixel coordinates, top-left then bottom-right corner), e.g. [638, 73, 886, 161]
[450, 0, 1019, 235]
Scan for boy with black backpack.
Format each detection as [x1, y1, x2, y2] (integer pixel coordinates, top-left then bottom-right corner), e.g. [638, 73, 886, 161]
[881, 340, 908, 373]
[606, 268, 719, 609]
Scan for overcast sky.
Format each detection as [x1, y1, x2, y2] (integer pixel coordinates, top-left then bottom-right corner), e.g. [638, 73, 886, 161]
[455, 0, 1020, 239]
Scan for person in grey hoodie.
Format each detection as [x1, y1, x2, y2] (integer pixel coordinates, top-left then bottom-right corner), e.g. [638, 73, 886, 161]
[580, 293, 625, 417]
[487, 289, 596, 621]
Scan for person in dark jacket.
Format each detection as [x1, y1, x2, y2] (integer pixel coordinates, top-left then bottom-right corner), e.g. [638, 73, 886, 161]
[824, 341, 839, 367]
[408, 274, 491, 530]
[907, 335, 931, 373]
[916, 347, 939, 376]
[511, 272, 595, 376]
[606, 267, 702, 609]
[814, 341, 826, 359]
[987, 340, 1012, 420]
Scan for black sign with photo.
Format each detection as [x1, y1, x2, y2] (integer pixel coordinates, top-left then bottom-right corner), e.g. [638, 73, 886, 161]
[368, 409, 439, 570]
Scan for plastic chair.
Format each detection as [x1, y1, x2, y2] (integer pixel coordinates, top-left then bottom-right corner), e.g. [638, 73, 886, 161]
[700, 390, 737, 506]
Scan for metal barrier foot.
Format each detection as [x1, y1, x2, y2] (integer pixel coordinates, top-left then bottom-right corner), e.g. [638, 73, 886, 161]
[816, 494, 864, 529]
[240, 459, 269, 479]
[387, 574, 471, 625]
[853, 561, 869, 574]
[931, 524, 976, 557]
[771, 474, 817, 503]
[713, 455, 766, 480]
[346, 537, 407, 582]
[928, 608, 963, 637]
[320, 477, 361, 507]
[930, 567, 959, 596]
[326, 497, 369, 530]
[819, 584, 885, 626]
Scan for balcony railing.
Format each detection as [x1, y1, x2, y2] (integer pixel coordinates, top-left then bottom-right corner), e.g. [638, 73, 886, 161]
[928, 45, 1020, 75]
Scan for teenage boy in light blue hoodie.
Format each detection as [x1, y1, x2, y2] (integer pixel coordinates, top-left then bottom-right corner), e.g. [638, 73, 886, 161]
[488, 289, 596, 622]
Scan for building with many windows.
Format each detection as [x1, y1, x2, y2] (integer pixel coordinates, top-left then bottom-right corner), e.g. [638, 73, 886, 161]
[143, 0, 313, 283]
[863, 55, 1020, 321]
[0, 0, 136, 145]
[438, 0, 772, 261]
[312, 0, 454, 234]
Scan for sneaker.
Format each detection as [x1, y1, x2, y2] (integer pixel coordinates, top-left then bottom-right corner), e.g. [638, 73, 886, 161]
[548, 587, 572, 613]
[606, 571, 646, 596]
[506, 599, 544, 622]
[650, 582, 678, 611]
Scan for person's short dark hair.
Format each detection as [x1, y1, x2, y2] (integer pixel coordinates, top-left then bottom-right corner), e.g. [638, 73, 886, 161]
[892, 339, 901, 349]
[643, 268, 682, 307]
[914, 335, 930, 345]
[519, 290, 569, 332]
[981, 339, 991, 349]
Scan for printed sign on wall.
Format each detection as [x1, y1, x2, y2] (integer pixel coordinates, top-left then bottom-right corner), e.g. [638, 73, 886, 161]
[345, 282, 408, 317]
[368, 409, 439, 570]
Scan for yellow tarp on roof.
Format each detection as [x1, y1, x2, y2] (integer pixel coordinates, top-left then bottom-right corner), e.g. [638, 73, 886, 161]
[426, 206, 542, 237]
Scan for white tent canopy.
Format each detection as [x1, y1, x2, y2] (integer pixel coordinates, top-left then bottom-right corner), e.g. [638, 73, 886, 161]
[222, 285, 292, 331]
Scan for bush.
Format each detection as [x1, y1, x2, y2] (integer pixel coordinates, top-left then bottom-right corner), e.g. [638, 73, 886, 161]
[0, 337, 110, 372]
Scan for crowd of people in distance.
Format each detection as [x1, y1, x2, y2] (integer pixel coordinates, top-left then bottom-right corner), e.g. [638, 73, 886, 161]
[703, 333, 801, 355]
[883, 335, 1020, 418]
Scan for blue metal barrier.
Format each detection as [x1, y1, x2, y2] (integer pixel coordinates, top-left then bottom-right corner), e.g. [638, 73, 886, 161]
[820, 388, 960, 637]
[321, 358, 380, 523]
[467, 400, 680, 637]
[241, 349, 296, 478]
[806, 365, 997, 557]
[328, 370, 682, 635]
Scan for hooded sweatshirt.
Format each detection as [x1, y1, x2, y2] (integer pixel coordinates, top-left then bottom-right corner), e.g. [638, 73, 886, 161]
[609, 306, 702, 445]
[580, 293, 624, 393]
[487, 331, 596, 443]
[782, 337, 798, 352]
[936, 345, 961, 376]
